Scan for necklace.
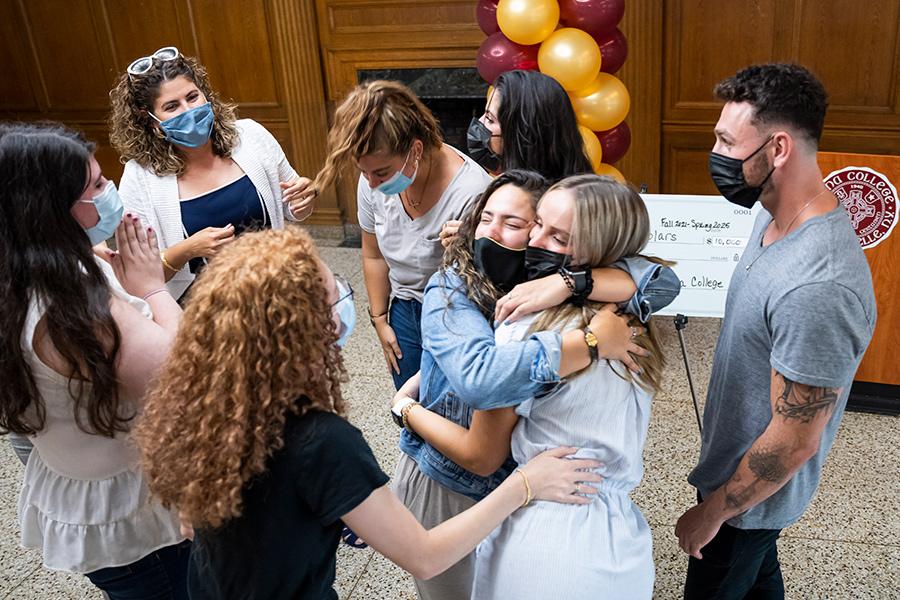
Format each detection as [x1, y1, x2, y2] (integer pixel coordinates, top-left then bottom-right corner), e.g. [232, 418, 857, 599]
[402, 154, 433, 210]
[744, 188, 831, 272]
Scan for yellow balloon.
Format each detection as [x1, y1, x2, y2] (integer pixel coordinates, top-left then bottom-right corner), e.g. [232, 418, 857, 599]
[538, 28, 602, 92]
[487, 85, 494, 102]
[569, 73, 630, 131]
[595, 163, 625, 182]
[578, 125, 603, 173]
[497, 0, 559, 46]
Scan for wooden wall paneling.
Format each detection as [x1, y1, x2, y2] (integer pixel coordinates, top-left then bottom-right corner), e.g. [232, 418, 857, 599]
[616, 0, 663, 191]
[0, 2, 41, 111]
[661, 124, 718, 195]
[270, 0, 341, 226]
[663, 0, 790, 122]
[795, 0, 900, 129]
[188, 0, 281, 111]
[319, 0, 483, 51]
[17, 0, 116, 113]
[100, 0, 192, 80]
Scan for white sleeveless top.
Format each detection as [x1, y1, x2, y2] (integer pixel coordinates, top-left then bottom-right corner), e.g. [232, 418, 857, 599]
[17, 258, 183, 573]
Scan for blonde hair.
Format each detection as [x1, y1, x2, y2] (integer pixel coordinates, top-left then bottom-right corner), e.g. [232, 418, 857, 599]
[108, 53, 239, 176]
[314, 80, 443, 190]
[528, 175, 670, 393]
[134, 227, 347, 528]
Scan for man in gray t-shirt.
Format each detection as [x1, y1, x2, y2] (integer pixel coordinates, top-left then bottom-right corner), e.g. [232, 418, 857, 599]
[676, 64, 876, 599]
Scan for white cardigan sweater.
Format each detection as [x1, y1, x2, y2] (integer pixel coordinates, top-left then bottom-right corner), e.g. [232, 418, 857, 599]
[119, 118, 302, 298]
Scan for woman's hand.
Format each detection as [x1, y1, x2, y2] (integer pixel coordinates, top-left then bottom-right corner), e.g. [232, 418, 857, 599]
[107, 214, 166, 298]
[439, 219, 462, 248]
[281, 176, 317, 220]
[494, 274, 570, 325]
[519, 446, 603, 505]
[186, 225, 235, 259]
[373, 318, 403, 375]
[391, 371, 421, 408]
[588, 304, 649, 374]
[178, 512, 195, 541]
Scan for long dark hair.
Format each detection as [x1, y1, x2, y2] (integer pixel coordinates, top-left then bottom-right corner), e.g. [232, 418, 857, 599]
[0, 122, 127, 437]
[441, 170, 550, 318]
[494, 70, 593, 182]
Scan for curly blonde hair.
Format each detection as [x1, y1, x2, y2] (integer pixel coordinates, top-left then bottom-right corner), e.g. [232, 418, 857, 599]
[108, 53, 239, 176]
[134, 227, 347, 528]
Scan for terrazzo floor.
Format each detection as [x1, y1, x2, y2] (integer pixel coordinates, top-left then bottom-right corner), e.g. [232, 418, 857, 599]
[0, 228, 897, 599]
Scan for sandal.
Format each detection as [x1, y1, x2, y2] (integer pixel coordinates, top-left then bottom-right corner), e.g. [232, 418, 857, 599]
[341, 524, 368, 549]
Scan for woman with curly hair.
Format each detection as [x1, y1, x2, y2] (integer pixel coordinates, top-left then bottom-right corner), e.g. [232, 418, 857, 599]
[0, 122, 188, 598]
[134, 226, 602, 599]
[109, 46, 316, 299]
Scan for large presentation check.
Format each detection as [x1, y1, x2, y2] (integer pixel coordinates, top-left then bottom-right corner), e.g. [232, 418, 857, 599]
[640, 194, 763, 318]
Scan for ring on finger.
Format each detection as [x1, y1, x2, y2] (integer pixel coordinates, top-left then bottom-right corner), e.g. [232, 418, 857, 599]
[631, 326, 637, 338]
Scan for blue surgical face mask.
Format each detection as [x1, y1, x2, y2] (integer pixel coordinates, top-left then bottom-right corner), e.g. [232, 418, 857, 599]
[333, 278, 356, 347]
[376, 150, 418, 196]
[81, 181, 124, 245]
[150, 102, 214, 148]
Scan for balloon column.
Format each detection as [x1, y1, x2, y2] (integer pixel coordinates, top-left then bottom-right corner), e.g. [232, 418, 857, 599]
[475, 0, 631, 180]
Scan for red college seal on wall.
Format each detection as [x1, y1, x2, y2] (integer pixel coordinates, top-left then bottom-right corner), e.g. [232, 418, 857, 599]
[823, 166, 897, 249]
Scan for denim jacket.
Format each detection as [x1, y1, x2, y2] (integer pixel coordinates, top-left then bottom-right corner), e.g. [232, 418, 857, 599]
[399, 258, 680, 501]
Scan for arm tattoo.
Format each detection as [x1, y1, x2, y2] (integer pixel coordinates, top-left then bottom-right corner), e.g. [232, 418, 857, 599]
[774, 376, 839, 424]
[748, 447, 788, 482]
[723, 447, 789, 510]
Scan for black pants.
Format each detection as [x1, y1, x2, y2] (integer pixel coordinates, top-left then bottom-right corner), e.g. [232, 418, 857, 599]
[684, 494, 784, 600]
[85, 540, 191, 600]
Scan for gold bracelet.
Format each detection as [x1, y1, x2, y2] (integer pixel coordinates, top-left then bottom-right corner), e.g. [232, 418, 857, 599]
[160, 251, 178, 273]
[514, 468, 533, 507]
[400, 401, 418, 432]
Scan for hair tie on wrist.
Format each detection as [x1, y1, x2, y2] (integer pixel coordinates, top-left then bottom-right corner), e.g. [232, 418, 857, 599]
[141, 287, 168, 301]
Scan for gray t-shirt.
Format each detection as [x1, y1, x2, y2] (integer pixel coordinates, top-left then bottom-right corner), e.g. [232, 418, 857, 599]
[357, 146, 492, 302]
[688, 206, 876, 530]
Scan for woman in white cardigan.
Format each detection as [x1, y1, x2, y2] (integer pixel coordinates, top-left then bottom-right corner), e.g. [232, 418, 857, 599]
[109, 47, 316, 298]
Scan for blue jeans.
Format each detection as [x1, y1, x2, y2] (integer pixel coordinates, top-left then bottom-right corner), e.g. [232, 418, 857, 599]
[85, 540, 191, 600]
[389, 297, 423, 390]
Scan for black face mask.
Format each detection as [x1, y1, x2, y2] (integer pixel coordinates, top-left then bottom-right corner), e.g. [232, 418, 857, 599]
[467, 117, 502, 172]
[473, 237, 526, 292]
[524, 245, 571, 281]
[708, 136, 775, 209]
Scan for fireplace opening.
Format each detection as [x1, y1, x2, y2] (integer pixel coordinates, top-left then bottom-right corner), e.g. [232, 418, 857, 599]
[357, 68, 489, 159]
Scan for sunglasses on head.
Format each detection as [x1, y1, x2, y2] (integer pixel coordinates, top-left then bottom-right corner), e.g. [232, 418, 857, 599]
[127, 46, 180, 78]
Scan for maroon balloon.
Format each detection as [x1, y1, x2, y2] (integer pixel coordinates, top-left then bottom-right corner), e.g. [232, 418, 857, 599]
[476, 0, 500, 35]
[596, 121, 631, 165]
[559, 0, 625, 38]
[596, 27, 628, 75]
[476, 32, 540, 84]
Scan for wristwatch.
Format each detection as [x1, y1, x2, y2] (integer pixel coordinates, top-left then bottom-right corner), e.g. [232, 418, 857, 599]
[559, 266, 594, 306]
[391, 396, 417, 428]
[583, 326, 599, 362]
